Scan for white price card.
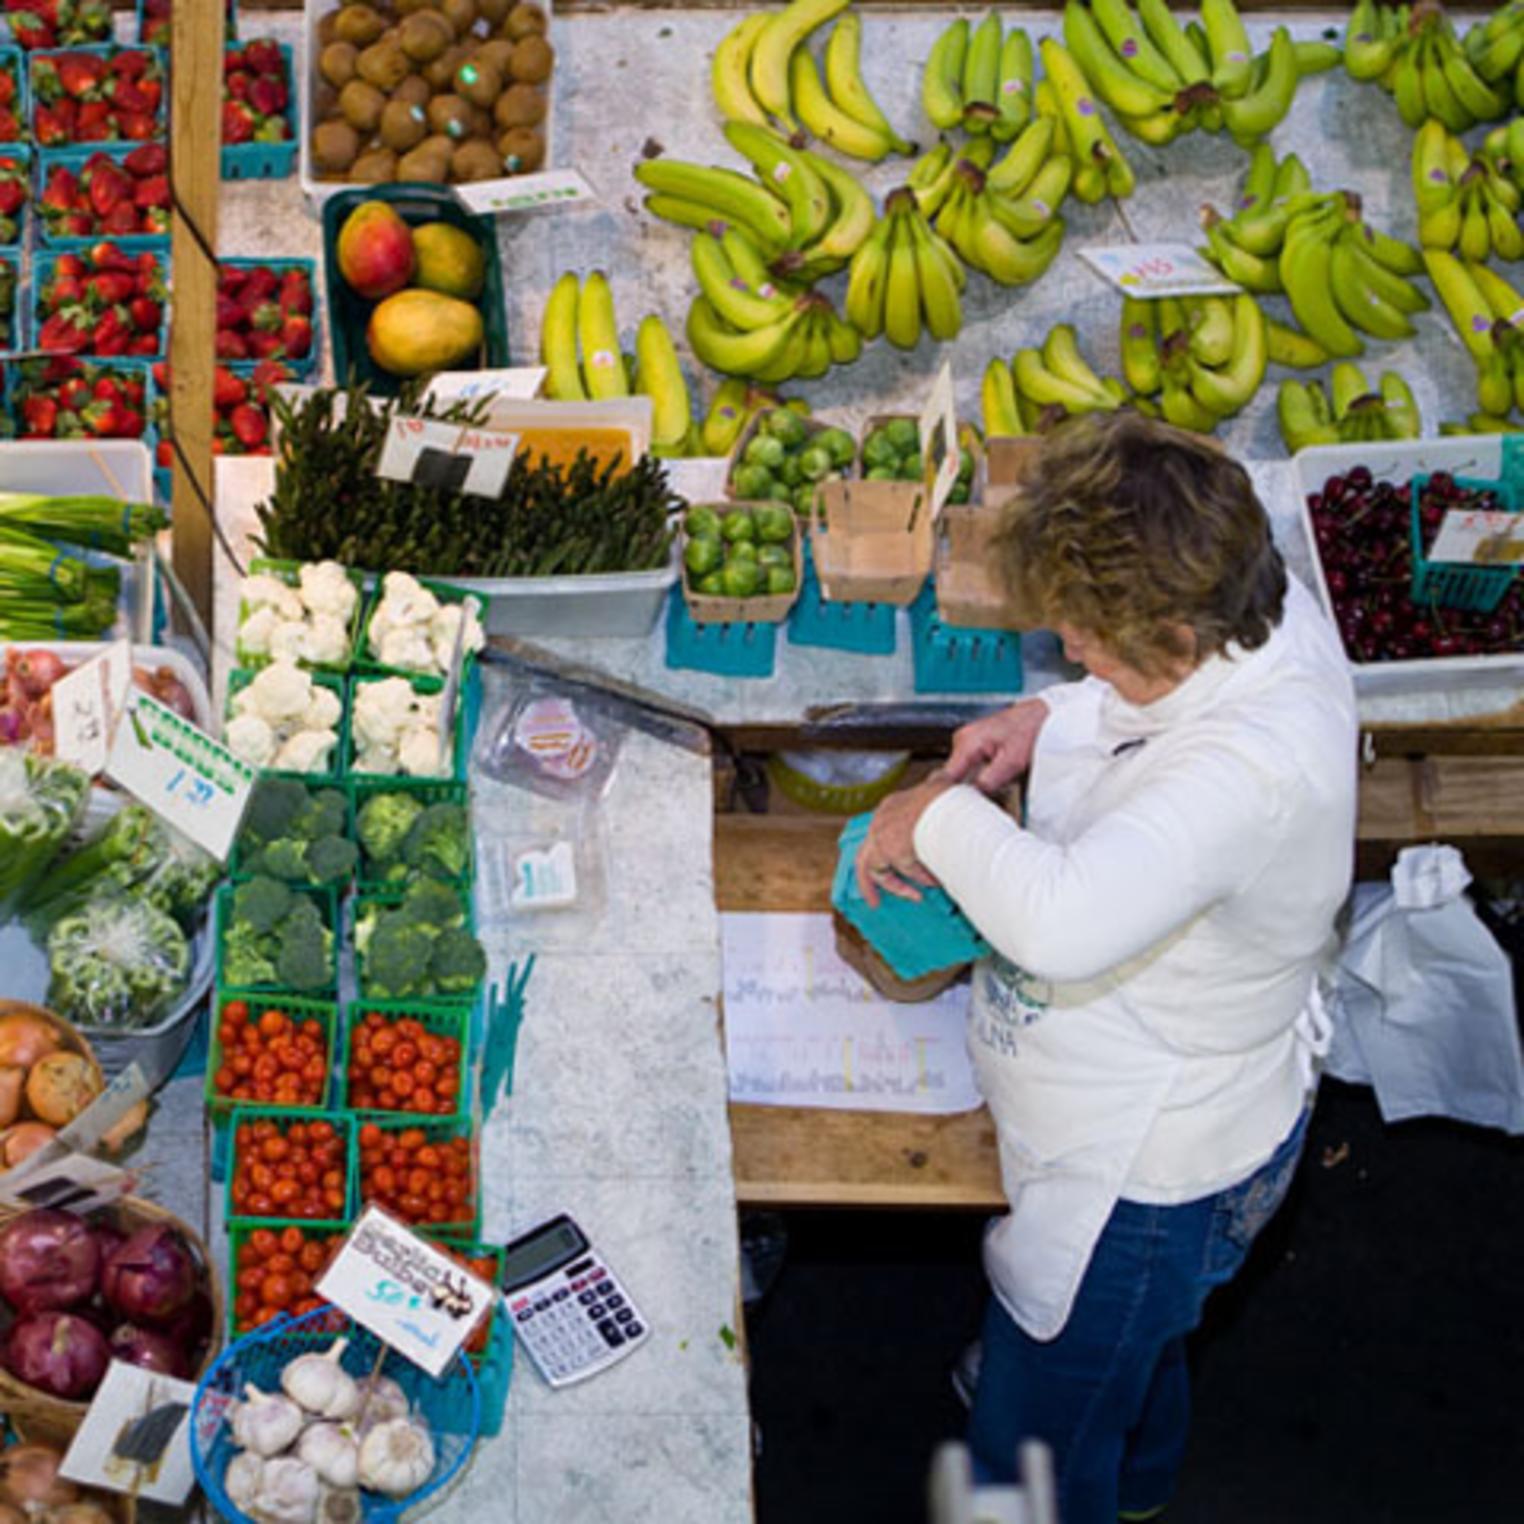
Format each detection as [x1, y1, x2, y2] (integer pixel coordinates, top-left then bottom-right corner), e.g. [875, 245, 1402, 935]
[919, 360, 960, 518]
[424, 366, 547, 407]
[1429, 507, 1524, 566]
[376, 414, 519, 498]
[105, 690, 255, 863]
[453, 167, 598, 217]
[61, 1362, 198, 1506]
[317, 1207, 496, 1378]
[0, 1144, 131, 1215]
[1079, 242, 1242, 297]
[51, 639, 132, 775]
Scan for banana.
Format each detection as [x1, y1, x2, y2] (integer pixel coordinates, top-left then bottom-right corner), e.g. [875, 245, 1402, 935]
[1272, 152, 1311, 201]
[1379, 372, 1421, 437]
[1329, 235, 1415, 341]
[982, 358, 1025, 437]
[993, 27, 1035, 139]
[1413, 118, 1460, 222]
[971, 211, 1064, 286]
[688, 295, 804, 377]
[1293, 39, 1342, 74]
[751, 313, 814, 385]
[1222, 26, 1297, 145]
[909, 207, 962, 341]
[720, 226, 791, 300]
[1120, 296, 1162, 395]
[793, 308, 833, 380]
[1419, 33, 1470, 133]
[883, 214, 923, 351]
[985, 115, 1055, 195]
[1091, 0, 1183, 94]
[749, 0, 852, 134]
[923, 19, 969, 132]
[962, 12, 1004, 131]
[1186, 296, 1235, 368]
[1014, 346, 1111, 413]
[823, 14, 914, 155]
[1137, 0, 1210, 85]
[1439, 34, 1505, 122]
[700, 377, 750, 456]
[722, 122, 830, 250]
[1458, 188, 1491, 263]
[844, 216, 892, 339]
[1188, 293, 1266, 415]
[1041, 324, 1114, 404]
[1391, 37, 1426, 128]
[1485, 190, 1524, 261]
[1264, 317, 1330, 369]
[635, 160, 794, 250]
[634, 314, 690, 452]
[1328, 360, 1371, 421]
[1353, 223, 1425, 277]
[1467, 258, 1524, 326]
[1277, 380, 1341, 452]
[1040, 37, 1133, 205]
[1236, 142, 1278, 213]
[1160, 374, 1221, 432]
[712, 14, 772, 130]
[1281, 211, 1363, 356]
[791, 149, 875, 270]
[989, 155, 1073, 238]
[790, 47, 895, 161]
[540, 271, 585, 402]
[1344, 0, 1396, 81]
[1117, 104, 1188, 146]
[1201, 0, 1253, 97]
[1425, 249, 1500, 363]
[1201, 213, 1282, 293]
[825, 310, 862, 366]
[575, 272, 628, 400]
[692, 234, 789, 331]
[1063, 0, 1174, 118]
[1341, 233, 1429, 314]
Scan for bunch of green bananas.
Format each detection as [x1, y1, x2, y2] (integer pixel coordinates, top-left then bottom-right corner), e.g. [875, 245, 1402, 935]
[1413, 120, 1523, 261]
[635, 122, 872, 282]
[1345, 0, 1505, 130]
[1119, 293, 1267, 432]
[1197, 142, 1312, 293]
[713, 2, 914, 161]
[844, 187, 963, 350]
[1463, 0, 1524, 109]
[908, 123, 1068, 289]
[981, 325, 1126, 438]
[699, 382, 810, 458]
[1061, 0, 1331, 148]
[1424, 250, 1524, 421]
[921, 12, 1036, 140]
[1481, 116, 1524, 195]
[1033, 38, 1136, 203]
[1277, 364, 1420, 452]
[540, 273, 700, 456]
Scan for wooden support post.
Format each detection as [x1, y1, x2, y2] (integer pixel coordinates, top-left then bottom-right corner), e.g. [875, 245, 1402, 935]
[168, 0, 227, 632]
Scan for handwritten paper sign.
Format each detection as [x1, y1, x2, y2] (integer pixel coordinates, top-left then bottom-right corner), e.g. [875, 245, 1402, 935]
[1429, 506, 1524, 566]
[317, 1207, 496, 1377]
[61, 1363, 198, 1506]
[454, 167, 598, 217]
[424, 367, 547, 407]
[919, 360, 960, 518]
[52, 640, 132, 775]
[377, 414, 519, 498]
[1079, 242, 1241, 297]
[105, 691, 254, 862]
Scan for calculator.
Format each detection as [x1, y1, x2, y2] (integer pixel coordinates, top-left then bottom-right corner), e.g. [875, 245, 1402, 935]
[501, 1213, 649, 1387]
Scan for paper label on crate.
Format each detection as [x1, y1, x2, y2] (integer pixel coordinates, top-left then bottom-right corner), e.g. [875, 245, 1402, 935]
[377, 414, 519, 498]
[454, 167, 599, 216]
[1428, 507, 1524, 566]
[60, 1362, 198, 1505]
[318, 1207, 495, 1377]
[919, 361, 960, 521]
[60, 1062, 153, 1151]
[1079, 243, 1241, 297]
[0, 1143, 132, 1216]
[424, 367, 547, 406]
[52, 638, 133, 775]
[105, 691, 255, 863]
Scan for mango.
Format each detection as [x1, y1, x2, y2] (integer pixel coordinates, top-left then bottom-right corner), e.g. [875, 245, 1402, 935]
[336, 200, 415, 299]
[410, 221, 486, 301]
[366, 288, 484, 376]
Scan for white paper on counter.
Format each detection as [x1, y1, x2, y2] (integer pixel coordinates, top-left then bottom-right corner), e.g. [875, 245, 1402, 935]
[721, 912, 981, 1115]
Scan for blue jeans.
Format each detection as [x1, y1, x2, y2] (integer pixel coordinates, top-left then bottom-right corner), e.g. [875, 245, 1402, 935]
[968, 1110, 1310, 1522]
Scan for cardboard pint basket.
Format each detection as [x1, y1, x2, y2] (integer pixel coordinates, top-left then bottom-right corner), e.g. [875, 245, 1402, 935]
[935, 437, 1038, 630]
[859, 414, 986, 505]
[809, 476, 941, 607]
[681, 501, 803, 625]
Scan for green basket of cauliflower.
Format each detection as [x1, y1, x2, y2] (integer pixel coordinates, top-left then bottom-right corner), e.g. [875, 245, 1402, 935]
[357, 572, 485, 684]
[234, 559, 367, 674]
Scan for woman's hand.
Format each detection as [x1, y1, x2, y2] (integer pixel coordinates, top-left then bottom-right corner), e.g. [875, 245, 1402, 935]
[854, 776, 954, 908]
[942, 699, 1050, 793]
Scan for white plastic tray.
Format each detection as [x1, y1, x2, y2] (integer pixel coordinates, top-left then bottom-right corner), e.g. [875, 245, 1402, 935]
[1291, 435, 1524, 696]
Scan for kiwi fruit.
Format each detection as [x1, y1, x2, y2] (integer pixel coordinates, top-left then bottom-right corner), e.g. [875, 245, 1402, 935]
[397, 140, 453, 182]
[379, 97, 429, 150]
[398, 9, 451, 61]
[311, 118, 361, 173]
[453, 57, 501, 107]
[317, 10, 340, 46]
[356, 39, 410, 90]
[339, 78, 387, 132]
[493, 82, 543, 129]
[351, 146, 400, 183]
[319, 40, 358, 88]
[451, 139, 502, 182]
[464, 104, 493, 139]
[423, 42, 471, 90]
[502, 2, 546, 39]
[313, 83, 340, 120]
[391, 73, 431, 107]
[438, 0, 476, 37]
[507, 33, 552, 83]
[333, 3, 387, 45]
[426, 93, 473, 140]
[475, 0, 509, 25]
[471, 37, 515, 76]
[497, 124, 544, 173]
[394, 0, 431, 13]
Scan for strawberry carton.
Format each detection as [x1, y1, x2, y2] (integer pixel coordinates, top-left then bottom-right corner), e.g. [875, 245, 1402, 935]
[0, 45, 23, 139]
[33, 241, 167, 359]
[0, 148, 25, 246]
[151, 357, 286, 499]
[4, 355, 151, 441]
[222, 37, 296, 180]
[215, 258, 317, 373]
[37, 142, 169, 245]
[3, 0, 111, 50]
[30, 44, 166, 145]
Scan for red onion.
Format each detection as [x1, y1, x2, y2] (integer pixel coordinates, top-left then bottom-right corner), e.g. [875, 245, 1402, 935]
[10, 651, 66, 700]
[101, 1225, 197, 1324]
[158, 1287, 213, 1355]
[0, 1211, 100, 1315]
[89, 1222, 126, 1265]
[107, 1322, 187, 1377]
[0, 707, 24, 746]
[1, 1312, 109, 1399]
[132, 667, 196, 722]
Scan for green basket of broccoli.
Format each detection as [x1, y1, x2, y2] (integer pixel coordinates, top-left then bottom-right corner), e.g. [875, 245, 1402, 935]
[351, 780, 472, 892]
[215, 878, 340, 997]
[205, 991, 341, 1115]
[229, 776, 359, 888]
[352, 879, 485, 1006]
[337, 998, 473, 1126]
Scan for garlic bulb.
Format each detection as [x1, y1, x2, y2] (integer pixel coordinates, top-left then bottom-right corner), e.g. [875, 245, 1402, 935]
[356, 1418, 435, 1499]
[317, 1487, 361, 1524]
[281, 1341, 360, 1422]
[353, 1375, 410, 1434]
[250, 1456, 320, 1524]
[296, 1424, 359, 1490]
[232, 1385, 305, 1458]
[226, 1452, 266, 1513]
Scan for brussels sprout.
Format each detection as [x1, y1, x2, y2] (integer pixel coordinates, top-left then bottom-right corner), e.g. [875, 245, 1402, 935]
[744, 433, 786, 470]
[757, 544, 792, 569]
[885, 417, 919, 453]
[731, 464, 775, 500]
[780, 454, 804, 488]
[754, 501, 794, 543]
[685, 536, 723, 576]
[684, 505, 722, 538]
[720, 510, 757, 543]
[958, 447, 975, 480]
[765, 566, 797, 596]
[792, 483, 817, 517]
[902, 451, 923, 480]
[799, 446, 833, 483]
[948, 481, 971, 504]
[727, 539, 759, 563]
[695, 571, 727, 596]
[721, 559, 764, 597]
[862, 431, 900, 471]
[866, 466, 898, 482]
[816, 427, 856, 467]
[763, 408, 807, 448]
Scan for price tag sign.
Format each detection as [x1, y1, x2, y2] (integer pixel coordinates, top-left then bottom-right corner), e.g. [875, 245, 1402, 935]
[0, 1144, 131, 1215]
[1079, 242, 1241, 297]
[424, 366, 548, 408]
[60, 1362, 198, 1506]
[918, 360, 960, 519]
[105, 690, 255, 863]
[377, 414, 520, 499]
[317, 1207, 496, 1377]
[1429, 507, 1524, 566]
[52, 639, 132, 775]
[453, 167, 598, 217]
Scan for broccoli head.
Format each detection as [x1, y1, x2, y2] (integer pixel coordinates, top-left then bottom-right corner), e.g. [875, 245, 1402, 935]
[295, 788, 348, 844]
[276, 916, 334, 991]
[429, 924, 486, 994]
[305, 836, 359, 886]
[404, 803, 470, 882]
[255, 837, 311, 883]
[401, 876, 464, 932]
[361, 909, 436, 999]
[357, 791, 425, 870]
[223, 919, 277, 988]
[232, 875, 294, 934]
[242, 777, 309, 843]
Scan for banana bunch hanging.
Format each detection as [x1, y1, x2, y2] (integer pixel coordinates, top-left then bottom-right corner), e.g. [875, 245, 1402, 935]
[1118, 294, 1267, 432]
[1345, 0, 1506, 131]
[1463, 0, 1524, 111]
[1413, 120, 1523, 262]
[1060, 0, 1325, 149]
[921, 12, 1037, 140]
[1277, 364, 1420, 452]
[844, 187, 964, 350]
[1424, 250, 1524, 423]
[981, 325, 1126, 439]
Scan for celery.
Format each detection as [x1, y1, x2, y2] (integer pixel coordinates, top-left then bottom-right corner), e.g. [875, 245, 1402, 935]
[0, 494, 167, 558]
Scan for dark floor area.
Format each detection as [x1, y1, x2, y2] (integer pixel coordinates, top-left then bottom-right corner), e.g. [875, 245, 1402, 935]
[745, 1080, 1524, 1524]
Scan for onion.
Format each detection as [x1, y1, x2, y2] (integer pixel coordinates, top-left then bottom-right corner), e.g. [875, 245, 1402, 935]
[1, 1312, 109, 1399]
[0, 1011, 61, 1069]
[107, 1322, 187, 1377]
[158, 1287, 213, 1358]
[0, 1122, 56, 1169]
[0, 1210, 100, 1314]
[101, 1225, 197, 1324]
[11, 650, 67, 699]
[0, 1444, 77, 1512]
[25, 1053, 100, 1128]
[0, 1067, 22, 1130]
[145, 667, 196, 721]
[0, 708, 25, 746]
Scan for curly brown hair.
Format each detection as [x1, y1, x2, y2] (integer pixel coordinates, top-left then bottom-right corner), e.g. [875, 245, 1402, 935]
[992, 411, 1287, 675]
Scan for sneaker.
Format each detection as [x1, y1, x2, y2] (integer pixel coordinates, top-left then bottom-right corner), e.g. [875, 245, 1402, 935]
[951, 1339, 982, 1409]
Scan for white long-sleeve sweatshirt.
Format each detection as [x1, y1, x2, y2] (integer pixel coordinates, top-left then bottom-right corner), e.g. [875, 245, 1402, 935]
[913, 576, 1358, 1337]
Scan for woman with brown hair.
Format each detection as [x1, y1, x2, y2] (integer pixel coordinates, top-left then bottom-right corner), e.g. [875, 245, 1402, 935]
[855, 412, 1358, 1523]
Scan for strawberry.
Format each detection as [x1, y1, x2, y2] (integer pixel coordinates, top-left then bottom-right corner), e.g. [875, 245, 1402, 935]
[241, 266, 278, 302]
[221, 100, 254, 144]
[0, 109, 18, 140]
[246, 329, 283, 360]
[74, 99, 111, 139]
[109, 50, 149, 79]
[122, 141, 165, 176]
[90, 373, 120, 403]
[100, 200, 139, 235]
[106, 77, 151, 115]
[58, 375, 90, 410]
[54, 253, 84, 277]
[89, 240, 135, 273]
[85, 270, 135, 305]
[280, 314, 312, 359]
[89, 306, 129, 354]
[127, 296, 160, 333]
[20, 395, 59, 436]
[9, 15, 55, 48]
[81, 397, 124, 435]
[229, 403, 268, 450]
[249, 299, 281, 333]
[0, 70, 16, 107]
[0, 178, 23, 216]
[212, 368, 247, 408]
[127, 333, 157, 356]
[133, 174, 168, 209]
[56, 53, 105, 99]
[251, 359, 290, 399]
[279, 272, 313, 316]
[30, 58, 62, 102]
[61, 212, 92, 236]
[116, 112, 156, 140]
[44, 272, 83, 307]
[86, 162, 128, 218]
[215, 329, 248, 360]
[37, 311, 89, 351]
[33, 100, 73, 145]
[142, 206, 169, 234]
[154, 438, 173, 467]
[39, 165, 78, 212]
[225, 68, 251, 102]
[248, 75, 287, 117]
[121, 373, 144, 406]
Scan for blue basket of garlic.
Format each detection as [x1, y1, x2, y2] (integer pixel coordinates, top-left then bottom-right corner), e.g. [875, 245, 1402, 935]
[190, 1305, 479, 1524]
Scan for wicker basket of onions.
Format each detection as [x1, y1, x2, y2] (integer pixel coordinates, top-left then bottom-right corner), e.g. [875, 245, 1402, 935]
[0, 1433, 135, 1524]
